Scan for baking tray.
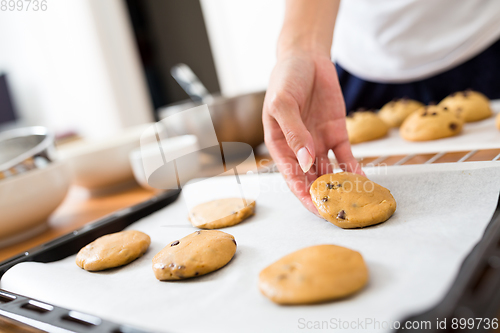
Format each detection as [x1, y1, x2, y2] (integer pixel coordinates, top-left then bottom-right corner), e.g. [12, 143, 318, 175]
[0, 186, 499, 333]
[0, 189, 180, 333]
[397, 191, 500, 333]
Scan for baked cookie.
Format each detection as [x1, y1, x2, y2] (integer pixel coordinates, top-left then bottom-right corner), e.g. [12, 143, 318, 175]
[439, 90, 492, 122]
[400, 105, 463, 141]
[152, 230, 236, 280]
[189, 198, 255, 229]
[76, 230, 150, 271]
[496, 113, 500, 131]
[259, 245, 368, 305]
[346, 111, 389, 144]
[378, 98, 424, 127]
[310, 172, 396, 229]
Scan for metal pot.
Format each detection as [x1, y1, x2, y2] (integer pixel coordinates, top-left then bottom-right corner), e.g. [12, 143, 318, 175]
[158, 64, 265, 149]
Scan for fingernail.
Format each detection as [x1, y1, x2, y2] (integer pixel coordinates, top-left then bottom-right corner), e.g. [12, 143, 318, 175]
[297, 147, 313, 173]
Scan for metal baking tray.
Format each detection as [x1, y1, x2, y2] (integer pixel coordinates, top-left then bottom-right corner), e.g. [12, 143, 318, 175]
[0, 188, 498, 333]
[0, 189, 180, 333]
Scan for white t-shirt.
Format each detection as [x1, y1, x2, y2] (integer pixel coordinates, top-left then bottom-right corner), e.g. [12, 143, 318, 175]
[332, 0, 500, 83]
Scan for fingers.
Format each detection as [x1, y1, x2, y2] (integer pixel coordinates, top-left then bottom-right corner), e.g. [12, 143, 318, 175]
[278, 156, 320, 215]
[332, 139, 365, 176]
[263, 123, 319, 215]
[266, 92, 315, 173]
[315, 153, 334, 176]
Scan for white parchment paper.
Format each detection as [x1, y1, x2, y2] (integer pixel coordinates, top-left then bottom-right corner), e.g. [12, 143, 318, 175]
[2, 162, 500, 333]
[345, 101, 500, 158]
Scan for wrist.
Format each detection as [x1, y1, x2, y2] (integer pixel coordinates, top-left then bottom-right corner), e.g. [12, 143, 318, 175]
[277, 34, 331, 60]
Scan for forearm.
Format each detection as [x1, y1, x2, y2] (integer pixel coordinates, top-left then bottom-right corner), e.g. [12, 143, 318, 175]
[278, 0, 340, 58]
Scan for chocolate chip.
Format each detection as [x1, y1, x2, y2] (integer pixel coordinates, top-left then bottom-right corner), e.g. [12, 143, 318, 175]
[233, 239, 237, 246]
[195, 272, 199, 276]
[171, 240, 179, 246]
[326, 183, 334, 189]
[443, 107, 448, 111]
[338, 183, 342, 187]
[431, 112, 437, 116]
[322, 196, 329, 202]
[337, 210, 346, 219]
[449, 123, 458, 131]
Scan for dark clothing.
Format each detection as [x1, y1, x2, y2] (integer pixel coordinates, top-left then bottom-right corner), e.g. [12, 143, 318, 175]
[336, 38, 500, 112]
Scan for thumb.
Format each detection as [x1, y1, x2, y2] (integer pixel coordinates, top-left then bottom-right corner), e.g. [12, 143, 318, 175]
[268, 94, 315, 173]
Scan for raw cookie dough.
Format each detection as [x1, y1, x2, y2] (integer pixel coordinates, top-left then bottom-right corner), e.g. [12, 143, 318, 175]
[378, 98, 424, 127]
[346, 111, 389, 144]
[189, 198, 255, 229]
[400, 105, 463, 141]
[259, 245, 368, 305]
[152, 230, 236, 280]
[439, 90, 492, 122]
[310, 172, 396, 228]
[76, 230, 150, 271]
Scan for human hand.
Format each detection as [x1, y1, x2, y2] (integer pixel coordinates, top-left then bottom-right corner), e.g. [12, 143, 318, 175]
[262, 50, 363, 214]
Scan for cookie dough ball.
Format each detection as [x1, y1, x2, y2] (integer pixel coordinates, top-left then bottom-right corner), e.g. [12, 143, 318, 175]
[496, 113, 500, 131]
[400, 105, 464, 141]
[259, 245, 368, 305]
[378, 98, 424, 127]
[310, 172, 396, 229]
[152, 230, 236, 280]
[439, 90, 492, 122]
[346, 111, 389, 144]
[189, 198, 255, 229]
[76, 230, 150, 271]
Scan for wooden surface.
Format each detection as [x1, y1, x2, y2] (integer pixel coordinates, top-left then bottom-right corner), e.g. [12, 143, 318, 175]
[0, 184, 158, 262]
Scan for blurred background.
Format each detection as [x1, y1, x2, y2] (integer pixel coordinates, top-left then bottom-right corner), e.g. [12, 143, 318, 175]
[0, 0, 284, 139]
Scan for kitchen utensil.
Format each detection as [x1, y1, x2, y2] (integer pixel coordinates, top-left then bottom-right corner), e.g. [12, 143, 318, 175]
[0, 160, 70, 247]
[159, 64, 265, 149]
[1, 162, 500, 333]
[0, 126, 56, 180]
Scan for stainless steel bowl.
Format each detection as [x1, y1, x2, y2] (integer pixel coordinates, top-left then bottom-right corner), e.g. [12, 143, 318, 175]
[158, 90, 266, 149]
[0, 126, 56, 180]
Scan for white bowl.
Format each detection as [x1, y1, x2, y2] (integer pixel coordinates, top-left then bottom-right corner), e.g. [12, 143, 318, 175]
[0, 161, 70, 246]
[129, 135, 200, 190]
[58, 124, 152, 191]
